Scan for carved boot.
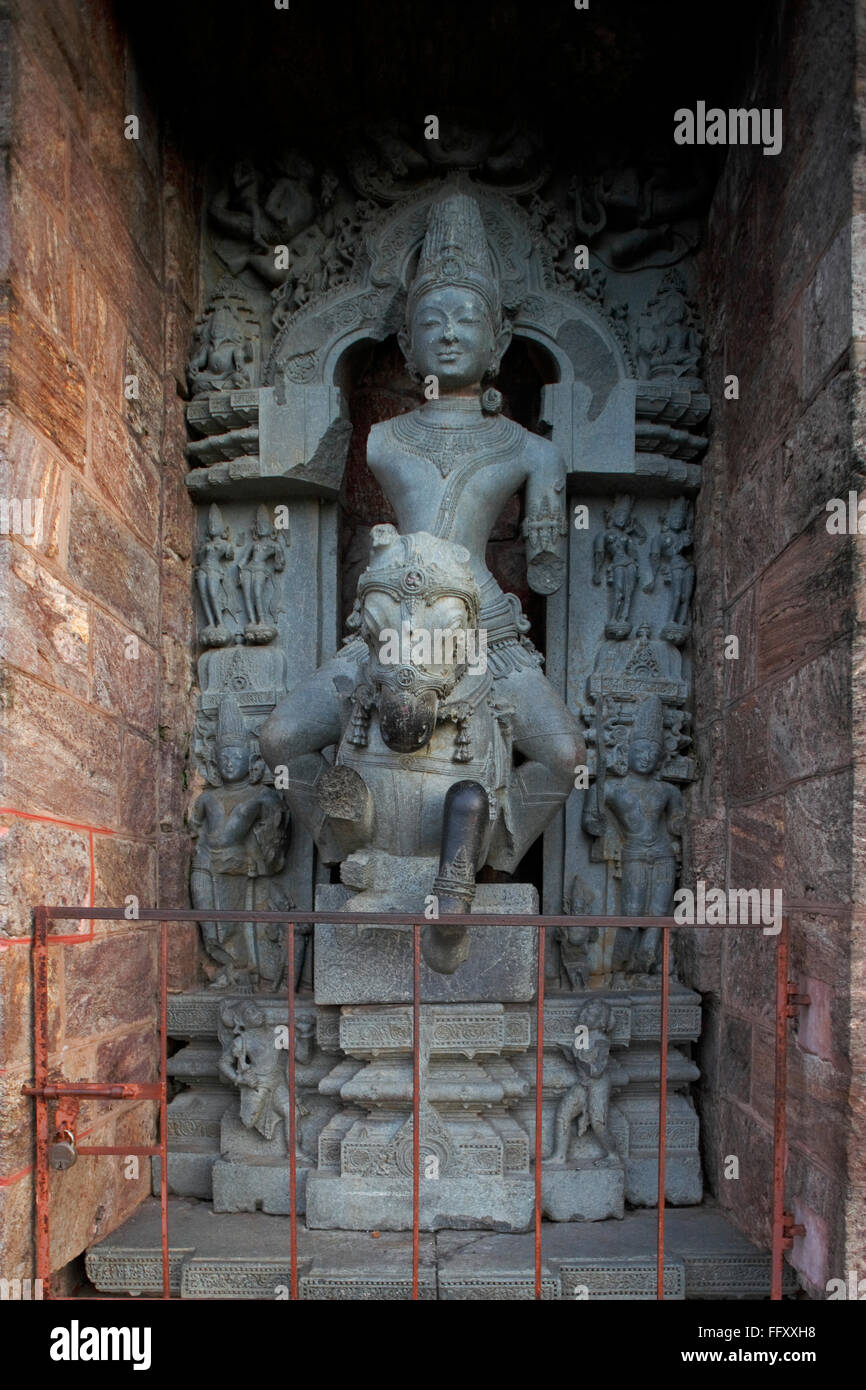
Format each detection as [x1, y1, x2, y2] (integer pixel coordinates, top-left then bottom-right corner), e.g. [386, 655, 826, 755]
[423, 779, 488, 975]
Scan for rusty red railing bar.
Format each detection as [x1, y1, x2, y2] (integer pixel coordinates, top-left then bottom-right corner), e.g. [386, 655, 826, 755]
[159, 918, 170, 1300]
[26, 907, 793, 1302]
[771, 916, 790, 1301]
[288, 921, 298, 1301]
[412, 922, 421, 1302]
[40, 906, 682, 928]
[656, 924, 671, 1301]
[21, 1082, 164, 1100]
[33, 906, 51, 1298]
[534, 919, 545, 1300]
[76, 1145, 160, 1157]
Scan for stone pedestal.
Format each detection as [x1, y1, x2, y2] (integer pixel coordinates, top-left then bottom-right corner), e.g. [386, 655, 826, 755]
[313, 882, 539, 1005]
[307, 1002, 535, 1232]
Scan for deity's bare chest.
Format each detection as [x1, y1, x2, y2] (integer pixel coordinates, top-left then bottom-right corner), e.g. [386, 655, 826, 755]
[377, 411, 525, 538]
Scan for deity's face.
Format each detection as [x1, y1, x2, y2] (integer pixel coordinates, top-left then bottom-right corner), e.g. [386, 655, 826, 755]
[628, 738, 662, 775]
[218, 745, 248, 783]
[404, 287, 500, 392]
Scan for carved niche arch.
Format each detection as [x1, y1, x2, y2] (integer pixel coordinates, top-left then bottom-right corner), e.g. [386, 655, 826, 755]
[263, 180, 633, 426]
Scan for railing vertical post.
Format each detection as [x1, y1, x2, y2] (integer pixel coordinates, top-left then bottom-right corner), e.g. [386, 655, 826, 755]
[412, 922, 421, 1301]
[33, 906, 51, 1298]
[771, 915, 790, 1301]
[159, 920, 169, 1300]
[288, 922, 298, 1301]
[534, 919, 545, 1301]
[656, 923, 671, 1301]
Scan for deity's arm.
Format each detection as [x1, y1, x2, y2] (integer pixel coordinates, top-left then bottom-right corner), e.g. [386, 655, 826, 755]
[644, 530, 662, 591]
[581, 779, 607, 838]
[591, 528, 607, 585]
[665, 783, 685, 839]
[188, 791, 211, 839]
[521, 434, 568, 595]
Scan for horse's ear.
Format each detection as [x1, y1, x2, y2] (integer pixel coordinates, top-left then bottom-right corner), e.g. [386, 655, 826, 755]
[370, 523, 398, 550]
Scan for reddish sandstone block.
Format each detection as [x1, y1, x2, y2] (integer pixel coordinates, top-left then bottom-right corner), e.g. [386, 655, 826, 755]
[778, 372, 852, 548]
[9, 162, 72, 337]
[118, 731, 158, 838]
[92, 835, 157, 911]
[7, 293, 86, 468]
[0, 409, 67, 561]
[63, 930, 157, 1039]
[726, 692, 772, 801]
[768, 643, 850, 784]
[67, 484, 159, 642]
[87, 87, 162, 272]
[162, 467, 196, 562]
[0, 1172, 35, 1278]
[92, 607, 158, 733]
[1, 666, 123, 825]
[0, 941, 35, 1066]
[723, 584, 757, 701]
[49, 1147, 124, 1273]
[67, 141, 162, 369]
[716, 1096, 773, 1248]
[70, 261, 125, 406]
[721, 926, 778, 1022]
[96, 1025, 158, 1090]
[160, 550, 195, 646]
[89, 395, 160, 549]
[11, 42, 67, 205]
[784, 769, 853, 904]
[0, 1065, 35, 1177]
[11, 0, 88, 138]
[0, 814, 91, 937]
[124, 337, 163, 463]
[729, 797, 784, 890]
[756, 518, 851, 682]
[0, 538, 89, 699]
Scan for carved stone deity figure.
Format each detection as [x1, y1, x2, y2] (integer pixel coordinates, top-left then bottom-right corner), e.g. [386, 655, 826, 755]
[187, 302, 253, 399]
[261, 192, 584, 916]
[547, 999, 616, 1165]
[190, 695, 292, 990]
[644, 496, 694, 643]
[592, 495, 646, 640]
[195, 504, 235, 647]
[635, 273, 702, 381]
[582, 694, 683, 972]
[235, 505, 285, 644]
[217, 1000, 311, 1155]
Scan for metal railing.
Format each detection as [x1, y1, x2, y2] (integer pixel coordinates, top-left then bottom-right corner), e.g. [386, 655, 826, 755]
[21, 906, 801, 1300]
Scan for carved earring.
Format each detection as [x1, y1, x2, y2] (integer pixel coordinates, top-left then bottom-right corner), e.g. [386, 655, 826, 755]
[349, 684, 374, 747]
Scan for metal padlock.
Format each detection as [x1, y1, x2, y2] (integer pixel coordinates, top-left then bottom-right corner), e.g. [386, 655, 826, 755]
[48, 1129, 77, 1170]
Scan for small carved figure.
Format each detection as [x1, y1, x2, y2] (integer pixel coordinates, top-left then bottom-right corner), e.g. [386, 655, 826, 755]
[187, 302, 253, 400]
[548, 999, 616, 1165]
[554, 876, 599, 991]
[645, 496, 694, 643]
[635, 272, 702, 381]
[190, 696, 291, 990]
[195, 504, 235, 647]
[235, 506, 286, 644]
[582, 695, 683, 973]
[218, 1000, 311, 1155]
[592, 494, 646, 640]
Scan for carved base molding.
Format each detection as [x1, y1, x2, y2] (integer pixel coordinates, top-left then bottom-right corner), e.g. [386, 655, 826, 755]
[85, 1199, 798, 1300]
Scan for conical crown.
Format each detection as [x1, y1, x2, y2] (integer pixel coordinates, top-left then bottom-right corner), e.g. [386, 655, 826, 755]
[407, 192, 500, 323]
[217, 694, 247, 750]
[630, 694, 664, 748]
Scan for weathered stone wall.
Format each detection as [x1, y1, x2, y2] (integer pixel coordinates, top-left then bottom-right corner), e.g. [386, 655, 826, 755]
[690, 0, 863, 1295]
[0, 0, 200, 1280]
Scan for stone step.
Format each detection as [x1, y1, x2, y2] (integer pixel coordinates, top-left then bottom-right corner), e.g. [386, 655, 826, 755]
[85, 1198, 799, 1300]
